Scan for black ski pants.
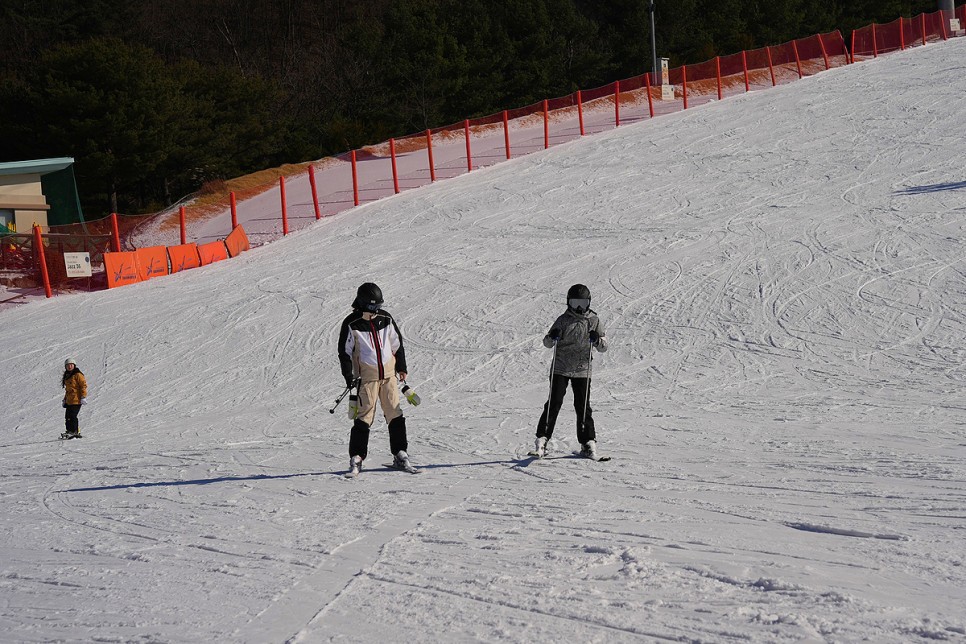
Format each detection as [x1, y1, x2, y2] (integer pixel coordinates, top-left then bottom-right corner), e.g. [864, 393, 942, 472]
[349, 416, 407, 461]
[64, 404, 81, 434]
[536, 374, 595, 444]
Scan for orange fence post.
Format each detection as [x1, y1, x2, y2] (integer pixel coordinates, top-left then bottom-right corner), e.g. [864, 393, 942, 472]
[940, 12, 948, 40]
[425, 130, 436, 182]
[543, 100, 549, 149]
[350, 151, 359, 206]
[614, 81, 621, 126]
[715, 57, 723, 100]
[230, 191, 238, 229]
[577, 90, 585, 135]
[308, 166, 321, 220]
[464, 120, 473, 172]
[644, 74, 654, 117]
[792, 40, 803, 78]
[766, 46, 777, 86]
[899, 18, 906, 50]
[818, 33, 830, 68]
[33, 224, 52, 298]
[682, 65, 688, 109]
[390, 138, 400, 194]
[872, 23, 878, 57]
[110, 212, 121, 252]
[280, 175, 289, 234]
[742, 51, 750, 91]
[179, 206, 187, 245]
[503, 110, 511, 159]
[922, 14, 927, 46]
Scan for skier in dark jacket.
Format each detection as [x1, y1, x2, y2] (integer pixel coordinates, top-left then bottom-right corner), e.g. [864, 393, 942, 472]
[338, 283, 412, 476]
[534, 284, 608, 459]
[61, 359, 87, 439]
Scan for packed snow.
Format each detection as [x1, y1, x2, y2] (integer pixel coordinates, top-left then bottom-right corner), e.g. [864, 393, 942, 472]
[3, 38, 966, 643]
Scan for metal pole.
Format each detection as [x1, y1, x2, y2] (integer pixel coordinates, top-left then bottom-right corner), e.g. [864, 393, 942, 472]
[649, 1, 658, 82]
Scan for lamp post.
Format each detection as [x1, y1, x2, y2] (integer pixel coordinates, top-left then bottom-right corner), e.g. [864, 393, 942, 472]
[649, 1, 658, 82]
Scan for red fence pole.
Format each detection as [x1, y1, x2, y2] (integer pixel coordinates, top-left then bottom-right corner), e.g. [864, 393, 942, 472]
[715, 57, 723, 100]
[922, 14, 927, 46]
[682, 65, 688, 109]
[644, 74, 654, 117]
[179, 206, 187, 245]
[425, 130, 436, 182]
[390, 138, 400, 194]
[899, 18, 906, 50]
[308, 167, 321, 220]
[464, 120, 473, 172]
[110, 213, 121, 252]
[230, 191, 239, 228]
[940, 13, 948, 40]
[792, 40, 803, 78]
[614, 81, 621, 126]
[872, 24, 878, 57]
[818, 34, 830, 69]
[503, 110, 511, 159]
[766, 46, 777, 86]
[33, 224, 52, 298]
[543, 100, 549, 148]
[280, 176, 289, 234]
[350, 151, 359, 206]
[577, 91, 585, 135]
[742, 51, 750, 91]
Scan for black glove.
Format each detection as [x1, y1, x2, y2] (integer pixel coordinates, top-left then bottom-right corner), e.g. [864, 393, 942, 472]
[549, 328, 561, 341]
[345, 376, 355, 388]
[589, 330, 600, 345]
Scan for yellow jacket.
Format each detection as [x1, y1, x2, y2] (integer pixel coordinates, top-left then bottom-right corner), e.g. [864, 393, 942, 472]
[63, 371, 87, 405]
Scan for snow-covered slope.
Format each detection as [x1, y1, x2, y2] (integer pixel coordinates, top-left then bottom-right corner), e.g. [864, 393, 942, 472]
[3, 39, 966, 642]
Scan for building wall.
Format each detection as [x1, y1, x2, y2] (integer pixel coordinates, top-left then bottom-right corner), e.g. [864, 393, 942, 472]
[0, 173, 51, 231]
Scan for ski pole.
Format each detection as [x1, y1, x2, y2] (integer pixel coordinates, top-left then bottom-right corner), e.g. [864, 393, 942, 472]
[581, 337, 594, 431]
[543, 339, 558, 422]
[329, 380, 357, 414]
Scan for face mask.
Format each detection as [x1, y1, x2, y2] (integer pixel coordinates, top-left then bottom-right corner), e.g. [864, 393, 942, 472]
[568, 298, 590, 314]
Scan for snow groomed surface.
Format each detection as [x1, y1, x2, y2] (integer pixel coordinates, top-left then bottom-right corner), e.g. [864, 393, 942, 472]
[2, 37, 966, 642]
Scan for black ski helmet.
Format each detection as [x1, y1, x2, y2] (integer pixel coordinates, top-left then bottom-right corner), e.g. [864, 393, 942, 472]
[353, 282, 384, 312]
[567, 284, 591, 300]
[567, 284, 591, 314]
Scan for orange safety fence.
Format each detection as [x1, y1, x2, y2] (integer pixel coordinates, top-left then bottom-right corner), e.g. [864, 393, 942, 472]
[852, 12, 951, 58]
[135, 245, 170, 281]
[224, 225, 250, 258]
[168, 243, 202, 273]
[104, 251, 139, 289]
[198, 240, 229, 265]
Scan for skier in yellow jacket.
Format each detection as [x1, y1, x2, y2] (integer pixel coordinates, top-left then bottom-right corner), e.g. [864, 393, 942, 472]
[61, 359, 87, 439]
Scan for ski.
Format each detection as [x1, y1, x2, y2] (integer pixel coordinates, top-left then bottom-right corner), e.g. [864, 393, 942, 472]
[383, 462, 422, 474]
[574, 450, 611, 462]
[343, 470, 360, 479]
[59, 433, 83, 440]
[526, 451, 544, 459]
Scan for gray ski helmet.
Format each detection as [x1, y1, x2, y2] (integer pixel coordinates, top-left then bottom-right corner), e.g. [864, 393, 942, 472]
[353, 282, 384, 312]
[567, 284, 591, 314]
[64, 358, 76, 368]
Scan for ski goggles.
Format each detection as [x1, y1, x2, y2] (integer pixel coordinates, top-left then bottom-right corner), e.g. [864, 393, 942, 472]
[568, 298, 591, 312]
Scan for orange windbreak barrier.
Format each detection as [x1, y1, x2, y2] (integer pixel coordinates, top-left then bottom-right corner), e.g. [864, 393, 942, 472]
[852, 10, 949, 58]
[167, 243, 201, 273]
[135, 245, 169, 281]
[198, 240, 229, 265]
[224, 225, 250, 258]
[104, 251, 140, 289]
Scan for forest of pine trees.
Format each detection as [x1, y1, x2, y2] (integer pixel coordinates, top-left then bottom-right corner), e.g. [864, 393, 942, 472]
[0, 0, 943, 217]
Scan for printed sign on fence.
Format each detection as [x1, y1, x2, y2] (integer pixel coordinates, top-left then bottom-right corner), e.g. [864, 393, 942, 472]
[64, 252, 92, 278]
